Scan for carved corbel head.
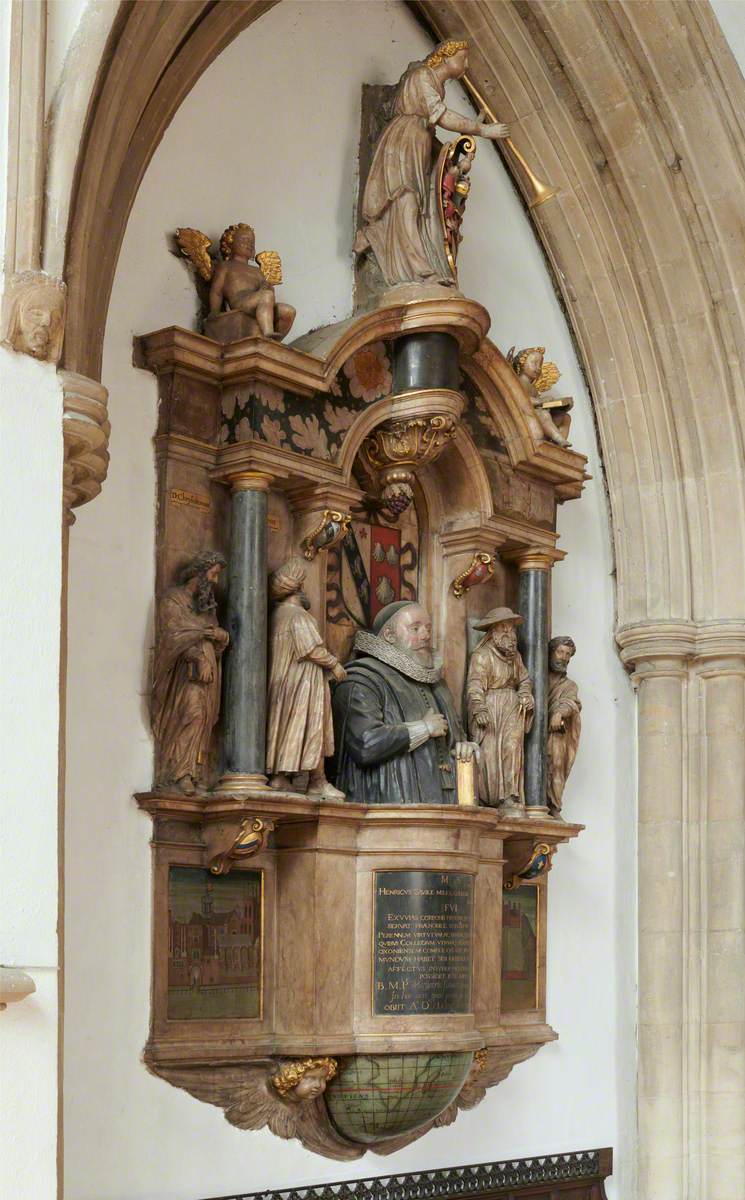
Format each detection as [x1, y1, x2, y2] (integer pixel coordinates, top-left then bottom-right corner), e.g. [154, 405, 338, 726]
[5, 272, 67, 364]
[270, 1057, 338, 1103]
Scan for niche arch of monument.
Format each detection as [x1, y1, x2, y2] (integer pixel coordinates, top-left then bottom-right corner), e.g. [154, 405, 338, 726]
[55, 0, 745, 632]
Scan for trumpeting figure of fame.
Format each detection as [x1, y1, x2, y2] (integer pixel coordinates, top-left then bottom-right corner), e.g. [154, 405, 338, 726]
[332, 601, 478, 805]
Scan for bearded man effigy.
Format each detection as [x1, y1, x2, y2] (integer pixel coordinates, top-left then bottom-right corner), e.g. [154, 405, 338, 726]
[332, 601, 478, 805]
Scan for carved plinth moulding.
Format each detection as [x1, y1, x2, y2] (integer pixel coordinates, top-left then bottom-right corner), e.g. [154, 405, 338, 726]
[61, 370, 110, 522]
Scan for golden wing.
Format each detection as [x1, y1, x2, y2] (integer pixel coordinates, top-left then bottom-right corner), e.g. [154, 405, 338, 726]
[535, 359, 561, 395]
[175, 228, 213, 282]
[256, 250, 282, 285]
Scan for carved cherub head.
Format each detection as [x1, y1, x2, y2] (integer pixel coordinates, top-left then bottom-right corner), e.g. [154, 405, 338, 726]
[270, 1057, 337, 1103]
[221, 223, 256, 262]
[513, 346, 545, 384]
[6, 275, 66, 363]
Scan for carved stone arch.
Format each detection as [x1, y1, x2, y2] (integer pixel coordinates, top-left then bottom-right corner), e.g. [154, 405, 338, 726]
[61, 1, 278, 381]
[424, 427, 496, 527]
[416, 0, 745, 627]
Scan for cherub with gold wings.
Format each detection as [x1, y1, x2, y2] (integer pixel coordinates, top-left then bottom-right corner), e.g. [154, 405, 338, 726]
[176, 223, 296, 340]
[507, 345, 573, 447]
[161, 1057, 363, 1160]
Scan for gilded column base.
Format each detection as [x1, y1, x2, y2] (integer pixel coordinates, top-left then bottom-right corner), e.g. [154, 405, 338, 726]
[213, 771, 269, 796]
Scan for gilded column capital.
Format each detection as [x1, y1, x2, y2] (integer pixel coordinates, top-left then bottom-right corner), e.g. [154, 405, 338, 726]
[227, 470, 275, 494]
[61, 369, 110, 523]
[503, 545, 564, 572]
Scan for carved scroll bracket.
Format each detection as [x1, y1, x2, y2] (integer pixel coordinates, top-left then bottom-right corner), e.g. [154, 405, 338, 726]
[452, 551, 496, 598]
[61, 369, 110, 523]
[205, 816, 276, 875]
[503, 838, 557, 890]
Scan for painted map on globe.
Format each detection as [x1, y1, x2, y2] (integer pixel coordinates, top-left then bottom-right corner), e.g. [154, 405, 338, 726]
[325, 1052, 473, 1143]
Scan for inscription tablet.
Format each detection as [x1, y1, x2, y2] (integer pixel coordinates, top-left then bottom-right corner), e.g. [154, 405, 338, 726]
[373, 869, 473, 1015]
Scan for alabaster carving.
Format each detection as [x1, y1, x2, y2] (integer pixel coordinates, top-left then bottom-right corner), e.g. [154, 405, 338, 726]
[507, 346, 572, 447]
[151, 551, 229, 794]
[362, 413, 459, 512]
[547, 636, 582, 816]
[467, 608, 534, 814]
[176, 223, 295, 340]
[5, 273, 66, 363]
[267, 557, 346, 799]
[354, 40, 509, 287]
[162, 1059, 361, 1162]
[270, 1057, 337, 1100]
[332, 600, 478, 805]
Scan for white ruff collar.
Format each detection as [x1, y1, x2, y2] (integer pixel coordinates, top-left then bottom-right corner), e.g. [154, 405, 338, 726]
[354, 630, 443, 684]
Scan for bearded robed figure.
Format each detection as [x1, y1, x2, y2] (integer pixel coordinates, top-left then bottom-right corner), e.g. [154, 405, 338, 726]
[332, 601, 478, 805]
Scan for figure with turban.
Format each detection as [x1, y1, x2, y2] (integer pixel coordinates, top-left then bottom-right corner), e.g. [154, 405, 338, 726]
[266, 557, 346, 799]
[332, 600, 479, 805]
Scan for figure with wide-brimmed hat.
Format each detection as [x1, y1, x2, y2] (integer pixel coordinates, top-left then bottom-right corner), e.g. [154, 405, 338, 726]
[466, 607, 534, 814]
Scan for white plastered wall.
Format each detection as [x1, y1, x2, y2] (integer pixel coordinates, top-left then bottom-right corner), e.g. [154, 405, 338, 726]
[64, 3, 635, 1199]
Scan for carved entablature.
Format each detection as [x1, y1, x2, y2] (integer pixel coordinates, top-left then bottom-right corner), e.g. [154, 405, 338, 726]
[134, 292, 588, 1158]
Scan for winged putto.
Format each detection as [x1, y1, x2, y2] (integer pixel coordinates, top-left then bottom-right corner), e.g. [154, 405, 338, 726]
[175, 222, 296, 341]
[506, 345, 573, 446]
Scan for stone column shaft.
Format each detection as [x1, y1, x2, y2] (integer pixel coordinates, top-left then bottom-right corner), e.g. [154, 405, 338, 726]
[619, 622, 745, 1200]
[219, 472, 271, 791]
[512, 549, 560, 815]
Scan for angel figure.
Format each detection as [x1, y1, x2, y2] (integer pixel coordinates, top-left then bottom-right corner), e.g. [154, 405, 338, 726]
[161, 1057, 362, 1161]
[176, 223, 295, 340]
[507, 346, 573, 447]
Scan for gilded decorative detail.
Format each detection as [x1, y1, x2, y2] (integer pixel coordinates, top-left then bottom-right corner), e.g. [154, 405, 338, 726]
[270, 1057, 338, 1099]
[503, 842, 556, 890]
[451, 552, 495, 598]
[209, 816, 275, 875]
[302, 510, 353, 560]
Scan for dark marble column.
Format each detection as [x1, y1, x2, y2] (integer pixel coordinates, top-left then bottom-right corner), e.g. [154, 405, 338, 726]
[515, 550, 556, 816]
[218, 471, 271, 793]
[392, 332, 460, 394]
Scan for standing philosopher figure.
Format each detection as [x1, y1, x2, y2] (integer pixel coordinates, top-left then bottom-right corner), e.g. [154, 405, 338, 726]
[266, 557, 346, 800]
[151, 551, 228, 794]
[332, 600, 478, 805]
[547, 636, 582, 816]
[354, 39, 509, 287]
[466, 608, 534, 813]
